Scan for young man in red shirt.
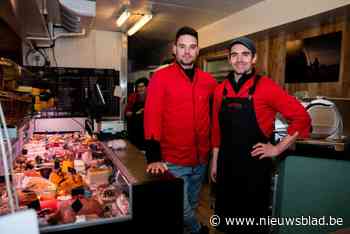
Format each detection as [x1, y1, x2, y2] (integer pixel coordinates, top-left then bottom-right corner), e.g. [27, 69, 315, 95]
[210, 37, 311, 233]
[125, 77, 148, 149]
[144, 26, 217, 234]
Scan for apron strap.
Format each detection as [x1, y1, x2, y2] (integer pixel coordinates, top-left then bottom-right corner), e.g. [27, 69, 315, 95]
[222, 74, 262, 99]
[248, 74, 261, 99]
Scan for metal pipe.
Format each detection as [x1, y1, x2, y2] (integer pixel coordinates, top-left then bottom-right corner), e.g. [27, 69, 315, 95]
[42, 0, 48, 15]
[26, 28, 86, 41]
[0, 103, 19, 209]
[0, 102, 15, 213]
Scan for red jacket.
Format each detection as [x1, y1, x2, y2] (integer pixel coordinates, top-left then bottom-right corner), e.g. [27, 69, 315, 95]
[212, 75, 311, 147]
[144, 63, 217, 166]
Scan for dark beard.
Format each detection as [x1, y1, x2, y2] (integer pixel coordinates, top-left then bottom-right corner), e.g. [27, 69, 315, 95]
[234, 68, 253, 76]
[229, 68, 255, 81]
[177, 59, 195, 68]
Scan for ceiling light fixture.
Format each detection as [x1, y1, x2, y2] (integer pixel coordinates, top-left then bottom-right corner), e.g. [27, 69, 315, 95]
[116, 8, 130, 27]
[127, 14, 153, 36]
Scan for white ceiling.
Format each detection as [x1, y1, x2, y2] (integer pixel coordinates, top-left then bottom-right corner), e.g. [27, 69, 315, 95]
[96, 0, 264, 42]
[0, 0, 265, 68]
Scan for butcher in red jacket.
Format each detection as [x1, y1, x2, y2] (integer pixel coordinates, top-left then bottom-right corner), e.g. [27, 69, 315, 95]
[144, 26, 217, 234]
[210, 37, 311, 233]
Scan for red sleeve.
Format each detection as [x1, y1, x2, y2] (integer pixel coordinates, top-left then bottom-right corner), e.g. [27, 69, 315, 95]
[125, 93, 136, 116]
[144, 71, 165, 141]
[266, 80, 311, 138]
[211, 84, 224, 148]
[210, 76, 218, 93]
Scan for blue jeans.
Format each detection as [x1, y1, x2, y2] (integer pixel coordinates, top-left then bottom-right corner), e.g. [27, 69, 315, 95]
[166, 162, 207, 233]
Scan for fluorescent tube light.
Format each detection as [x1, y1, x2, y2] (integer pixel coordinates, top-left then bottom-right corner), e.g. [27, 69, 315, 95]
[116, 8, 130, 27]
[127, 14, 152, 36]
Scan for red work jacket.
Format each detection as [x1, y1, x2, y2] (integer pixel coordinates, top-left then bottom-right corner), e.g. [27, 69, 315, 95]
[144, 63, 217, 166]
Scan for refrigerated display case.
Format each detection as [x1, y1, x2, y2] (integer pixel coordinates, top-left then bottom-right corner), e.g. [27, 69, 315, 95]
[1, 118, 183, 234]
[22, 66, 121, 118]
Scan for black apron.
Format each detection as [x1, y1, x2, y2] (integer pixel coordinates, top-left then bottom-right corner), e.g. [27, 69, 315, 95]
[215, 75, 272, 233]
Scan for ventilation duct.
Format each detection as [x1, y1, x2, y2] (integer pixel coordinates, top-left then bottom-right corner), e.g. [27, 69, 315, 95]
[58, 0, 96, 33]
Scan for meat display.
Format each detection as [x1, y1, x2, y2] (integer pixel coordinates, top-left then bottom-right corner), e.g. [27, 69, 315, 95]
[2, 133, 130, 227]
[86, 167, 112, 186]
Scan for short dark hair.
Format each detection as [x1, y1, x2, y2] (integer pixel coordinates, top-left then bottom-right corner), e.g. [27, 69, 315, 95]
[175, 26, 198, 44]
[135, 77, 148, 87]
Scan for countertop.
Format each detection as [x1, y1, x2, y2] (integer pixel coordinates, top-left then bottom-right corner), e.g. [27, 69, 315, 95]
[292, 137, 349, 160]
[101, 142, 172, 184]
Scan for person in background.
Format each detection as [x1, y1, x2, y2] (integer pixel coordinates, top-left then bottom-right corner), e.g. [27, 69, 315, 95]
[144, 26, 217, 234]
[125, 77, 148, 150]
[210, 37, 311, 233]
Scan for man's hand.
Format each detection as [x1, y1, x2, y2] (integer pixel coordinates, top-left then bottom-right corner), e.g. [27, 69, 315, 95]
[210, 148, 219, 183]
[135, 108, 144, 115]
[251, 142, 280, 159]
[251, 132, 299, 159]
[126, 111, 133, 117]
[146, 162, 168, 175]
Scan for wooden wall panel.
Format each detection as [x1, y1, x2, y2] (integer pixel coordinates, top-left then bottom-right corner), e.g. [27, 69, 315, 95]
[341, 18, 350, 97]
[199, 15, 350, 98]
[255, 37, 269, 76]
[284, 20, 347, 98]
[267, 32, 286, 86]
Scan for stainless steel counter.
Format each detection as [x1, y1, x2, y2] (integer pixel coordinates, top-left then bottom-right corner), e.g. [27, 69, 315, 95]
[101, 142, 164, 184]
